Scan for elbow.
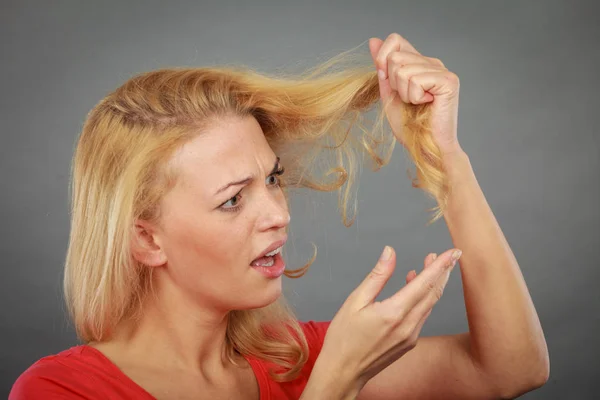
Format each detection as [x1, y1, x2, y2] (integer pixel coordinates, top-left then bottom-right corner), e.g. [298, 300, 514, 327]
[523, 363, 550, 395]
[535, 356, 551, 387]
[521, 349, 551, 396]
[496, 359, 550, 399]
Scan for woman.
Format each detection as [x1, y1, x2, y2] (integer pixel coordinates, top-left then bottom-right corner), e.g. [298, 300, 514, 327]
[10, 34, 549, 399]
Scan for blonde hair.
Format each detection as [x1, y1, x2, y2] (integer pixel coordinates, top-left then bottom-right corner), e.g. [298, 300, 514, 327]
[64, 42, 448, 382]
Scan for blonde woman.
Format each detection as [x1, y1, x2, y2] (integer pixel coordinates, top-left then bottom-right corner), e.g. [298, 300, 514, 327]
[10, 34, 549, 399]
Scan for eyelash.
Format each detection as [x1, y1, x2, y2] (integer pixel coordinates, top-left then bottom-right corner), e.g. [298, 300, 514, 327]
[219, 166, 286, 213]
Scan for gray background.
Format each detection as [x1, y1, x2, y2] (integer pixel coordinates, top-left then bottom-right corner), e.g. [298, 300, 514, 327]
[1, 0, 599, 398]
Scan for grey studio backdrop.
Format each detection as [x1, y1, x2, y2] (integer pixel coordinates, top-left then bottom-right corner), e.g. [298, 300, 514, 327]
[1, 1, 599, 398]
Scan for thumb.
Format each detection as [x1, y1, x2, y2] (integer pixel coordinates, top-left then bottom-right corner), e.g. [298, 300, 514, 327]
[354, 246, 396, 308]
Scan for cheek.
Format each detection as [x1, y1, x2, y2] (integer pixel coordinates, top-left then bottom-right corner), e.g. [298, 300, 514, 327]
[163, 214, 251, 274]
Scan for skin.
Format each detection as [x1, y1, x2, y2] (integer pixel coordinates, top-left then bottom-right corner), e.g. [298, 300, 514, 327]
[343, 34, 548, 399]
[91, 115, 290, 399]
[89, 32, 548, 399]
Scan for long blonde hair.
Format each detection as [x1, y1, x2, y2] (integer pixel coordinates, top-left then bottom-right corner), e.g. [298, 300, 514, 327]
[64, 42, 448, 382]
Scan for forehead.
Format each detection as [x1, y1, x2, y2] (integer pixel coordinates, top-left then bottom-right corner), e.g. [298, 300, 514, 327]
[170, 116, 274, 191]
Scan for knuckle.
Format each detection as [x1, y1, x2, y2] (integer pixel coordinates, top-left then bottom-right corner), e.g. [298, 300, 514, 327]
[405, 332, 419, 350]
[395, 68, 405, 81]
[397, 324, 414, 341]
[429, 57, 445, 67]
[405, 340, 418, 352]
[408, 331, 420, 346]
[425, 278, 437, 293]
[389, 52, 406, 64]
[433, 286, 444, 301]
[369, 265, 387, 280]
[393, 306, 410, 323]
[408, 75, 418, 88]
[381, 311, 399, 326]
[446, 71, 460, 84]
[388, 32, 401, 41]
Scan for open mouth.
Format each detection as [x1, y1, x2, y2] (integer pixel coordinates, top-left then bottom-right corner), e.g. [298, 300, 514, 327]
[250, 246, 282, 267]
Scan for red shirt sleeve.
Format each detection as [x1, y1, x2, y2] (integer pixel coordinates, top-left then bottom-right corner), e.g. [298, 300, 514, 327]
[10, 322, 332, 400]
[300, 320, 331, 365]
[9, 346, 155, 400]
[9, 359, 85, 399]
[250, 320, 332, 399]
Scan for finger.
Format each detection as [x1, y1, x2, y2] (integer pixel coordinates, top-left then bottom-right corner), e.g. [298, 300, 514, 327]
[381, 248, 461, 315]
[409, 78, 435, 104]
[405, 252, 437, 285]
[369, 37, 393, 102]
[352, 246, 397, 308]
[402, 265, 453, 329]
[426, 56, 446, 68]
[424, 253, 437, 269]
[387, 51, 439, 70]
[404, 253, 447, 334]
[405, 269, 417, 285]
[404, 70, 460, 99]
[409, 308, 433, 341]
[387, 64, 444, 104]
[368, 37, 384, 64]
[375, 33, 421, 77]
[405, 255, 450, 339]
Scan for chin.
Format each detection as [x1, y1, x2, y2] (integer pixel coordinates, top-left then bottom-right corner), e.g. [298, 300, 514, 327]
[241, 279, 283, 310]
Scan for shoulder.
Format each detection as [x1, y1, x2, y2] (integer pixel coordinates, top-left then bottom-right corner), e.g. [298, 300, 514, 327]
[297, 320, 331, 370]
[9, 345, 150, 400]
[299, 320, 331, 350]
[9, 346, 91, 399]
[247, 320, 332, 398]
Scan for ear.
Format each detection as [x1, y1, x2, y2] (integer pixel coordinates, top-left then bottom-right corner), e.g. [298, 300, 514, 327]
[131, 219, 167, 267]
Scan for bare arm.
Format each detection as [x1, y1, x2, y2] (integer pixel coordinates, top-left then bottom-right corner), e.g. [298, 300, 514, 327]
[357, 149, 550, 400]
[440, 149, 549, 393]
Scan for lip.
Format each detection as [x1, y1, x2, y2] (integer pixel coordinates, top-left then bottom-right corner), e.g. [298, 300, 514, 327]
[252, 234, 288, 262]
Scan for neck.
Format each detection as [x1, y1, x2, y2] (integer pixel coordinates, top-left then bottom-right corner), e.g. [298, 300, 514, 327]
[100, 270, 240, 376]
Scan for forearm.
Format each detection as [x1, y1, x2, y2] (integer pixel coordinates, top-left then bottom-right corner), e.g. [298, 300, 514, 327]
[439, 150, 549, 393]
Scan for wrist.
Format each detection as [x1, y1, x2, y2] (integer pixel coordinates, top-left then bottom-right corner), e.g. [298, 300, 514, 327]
[442, 148, 471, 178]
[302, 357, 362, 400]
[441, 144, 467, 165]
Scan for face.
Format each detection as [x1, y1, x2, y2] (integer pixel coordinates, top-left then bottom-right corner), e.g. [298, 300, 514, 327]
[142, 115, 290, 312]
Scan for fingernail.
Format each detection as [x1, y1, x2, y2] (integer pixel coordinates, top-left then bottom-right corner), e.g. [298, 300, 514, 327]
[452, 250, 462, 260]
[380, 246, 392, 261]
[377, 69, 386, 80]
[432, 253, 437, 260]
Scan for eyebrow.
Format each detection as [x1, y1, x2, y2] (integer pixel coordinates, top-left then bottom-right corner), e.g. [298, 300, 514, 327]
[214, 157, 281, 196]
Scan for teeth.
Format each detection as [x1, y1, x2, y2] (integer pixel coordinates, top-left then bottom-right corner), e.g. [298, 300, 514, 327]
[253, 257, 275, 267]
[251, 246, 283, 267]
[261, 258, 275, 267]
[265, 246, 282, 257]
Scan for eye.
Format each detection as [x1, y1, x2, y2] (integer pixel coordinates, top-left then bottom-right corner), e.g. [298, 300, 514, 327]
[219, 165, 285, 213]
[220, 190, 242, 212]
[266, 174, 280, 186]
[267, 166, 285, 187]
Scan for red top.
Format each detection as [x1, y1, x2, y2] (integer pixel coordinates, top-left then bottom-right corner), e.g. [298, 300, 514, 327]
[9, 320, 332, 400]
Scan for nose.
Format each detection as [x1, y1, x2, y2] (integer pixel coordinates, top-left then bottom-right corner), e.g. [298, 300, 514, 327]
[256, 193, 290, 232]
